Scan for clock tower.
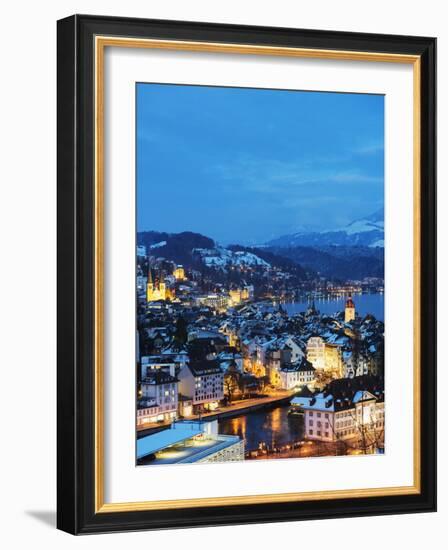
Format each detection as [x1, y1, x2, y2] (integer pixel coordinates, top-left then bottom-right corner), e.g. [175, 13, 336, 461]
[345, 294, 356, 323]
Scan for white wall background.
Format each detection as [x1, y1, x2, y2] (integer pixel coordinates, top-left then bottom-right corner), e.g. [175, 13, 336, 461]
[0, 0, 444, 546]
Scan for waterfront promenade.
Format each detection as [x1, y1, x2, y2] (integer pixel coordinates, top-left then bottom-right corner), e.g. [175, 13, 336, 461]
[137, 389, 295, 438]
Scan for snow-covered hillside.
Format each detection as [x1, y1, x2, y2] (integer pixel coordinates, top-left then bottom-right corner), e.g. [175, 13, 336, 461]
[149, 240, 167, 249]
[343, 218, 384, 236]
[193, 247, 270, 269]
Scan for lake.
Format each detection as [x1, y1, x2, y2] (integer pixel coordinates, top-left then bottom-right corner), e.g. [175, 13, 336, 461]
[284, 293, 384, 321]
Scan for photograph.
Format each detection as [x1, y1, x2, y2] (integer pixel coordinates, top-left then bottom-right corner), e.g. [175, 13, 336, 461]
[135, 83, 385, 466]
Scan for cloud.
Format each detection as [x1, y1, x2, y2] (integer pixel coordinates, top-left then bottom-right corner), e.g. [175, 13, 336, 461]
[353, 142, 384, 155]
[331, 171, 383, 184]
[208, 156, 383, 196]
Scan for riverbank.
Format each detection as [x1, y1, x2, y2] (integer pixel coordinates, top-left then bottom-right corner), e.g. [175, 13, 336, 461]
[137, 390, 295, 438]
[196, 391, 295, 422]
[246, 438, 377, 459]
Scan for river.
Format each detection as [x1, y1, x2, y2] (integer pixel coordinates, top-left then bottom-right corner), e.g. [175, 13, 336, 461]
[284, 292, 384, 321]
[219, 404, 305, 452]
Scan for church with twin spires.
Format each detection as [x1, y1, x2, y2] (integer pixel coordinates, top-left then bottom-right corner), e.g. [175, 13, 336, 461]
[146, 269, 174, 302]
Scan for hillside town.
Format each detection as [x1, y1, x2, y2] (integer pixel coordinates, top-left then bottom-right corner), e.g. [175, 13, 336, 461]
[136, 244, 385, 465]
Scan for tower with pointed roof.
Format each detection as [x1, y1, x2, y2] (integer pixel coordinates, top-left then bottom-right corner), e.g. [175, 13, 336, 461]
[345, 294, 356, 323]
[146, 268, 154, 302]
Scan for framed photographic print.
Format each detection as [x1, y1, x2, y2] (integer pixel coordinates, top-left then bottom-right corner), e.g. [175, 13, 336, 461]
[57, 15, 436, 534]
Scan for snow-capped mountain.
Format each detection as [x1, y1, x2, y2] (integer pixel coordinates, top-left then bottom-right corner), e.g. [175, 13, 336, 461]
[343, 210, 384, 236]
[193, 247, 270, 269]
[267, 210, 384, 248]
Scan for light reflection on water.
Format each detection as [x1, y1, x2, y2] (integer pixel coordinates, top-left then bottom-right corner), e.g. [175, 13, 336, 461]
[219, 405, 305, 452]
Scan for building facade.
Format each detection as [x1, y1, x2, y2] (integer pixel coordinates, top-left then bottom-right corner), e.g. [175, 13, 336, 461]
[138, 370, 179, 425]
[178, 360, 224, 412]
[146, 269, 174, 302]
[196, 293, 229, 311]
[173, 265, 186, 280]
[306, 335, 344, 377]
[278, 358, 316, 390]
[137, 420, 244, 464]
[306, 336, 326, 370]
[291, 387, 384, 447]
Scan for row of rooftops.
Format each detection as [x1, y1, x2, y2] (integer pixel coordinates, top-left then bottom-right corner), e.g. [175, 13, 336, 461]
[140, 325, 381, 384]
[142, 348, 242, 369]
[141, 370, 178, 385]
[142, 328, 382, 375]
[186, 359, 223, 377]
[292, 389, 384, 413]
[141, 354, 314, 383]
[154, 356, 315, 376]
[291, 375, 384, 412]
[141, 358, 224, 386]
[139, 300, 383, 380]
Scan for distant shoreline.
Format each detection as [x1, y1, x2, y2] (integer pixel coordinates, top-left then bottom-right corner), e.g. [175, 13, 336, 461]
[284, 292, 384, 322]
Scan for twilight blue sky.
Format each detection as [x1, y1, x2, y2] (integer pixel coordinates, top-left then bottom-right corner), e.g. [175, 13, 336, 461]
[137, 83, 384, 245]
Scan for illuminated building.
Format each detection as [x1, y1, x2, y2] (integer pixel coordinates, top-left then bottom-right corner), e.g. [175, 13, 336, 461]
[249, 359, 266, 379]
[178, 395, 193, 417]
[137, 420, 244, 464]
[173, 265, 186, 280]
[279, 358, 316, 390]
[268, 363, 281, 387]
[228, 285, 253, 306]
[345, 294, 356, 323]
[140, 357, 176, 380]
[306, 336, 343, 378]
[146, 269, 174, 302]
[219, 324, 239, 348]
[137, 397, 178, 426]
[229, 289, 242, 305]
[306, 336, 326, 370]
[178, 360, 224, 413]
[291, 384, 384, 445]
[137, 370, 178, 425]
[323, 343, 344, 378]
[263, 337, 305, 386]
[240, 287, 250, 301]
[196, 293, 229, 312]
